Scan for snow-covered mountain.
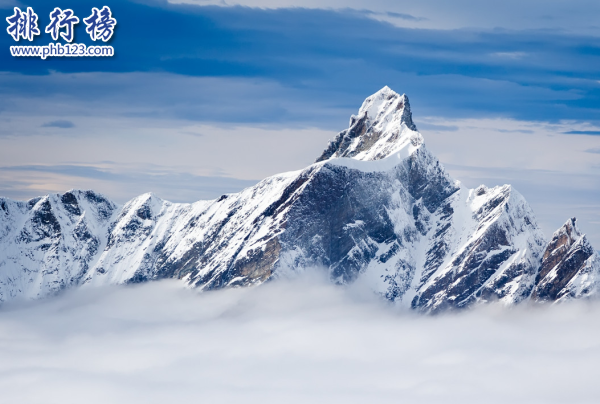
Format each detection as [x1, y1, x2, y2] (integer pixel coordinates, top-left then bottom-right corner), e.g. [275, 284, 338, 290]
[1, 86, 598, 310]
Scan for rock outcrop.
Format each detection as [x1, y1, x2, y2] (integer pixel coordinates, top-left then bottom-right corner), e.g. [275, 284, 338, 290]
[532, 218, 600, 302]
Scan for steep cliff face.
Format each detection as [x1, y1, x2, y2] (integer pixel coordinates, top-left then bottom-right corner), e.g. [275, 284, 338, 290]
[410, 184, 546, 312]
[531, 218, 600, 302]
[0, 87, 597, 310]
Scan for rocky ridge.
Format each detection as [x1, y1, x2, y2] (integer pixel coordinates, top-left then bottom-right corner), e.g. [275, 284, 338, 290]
[0, 86, 598, 311]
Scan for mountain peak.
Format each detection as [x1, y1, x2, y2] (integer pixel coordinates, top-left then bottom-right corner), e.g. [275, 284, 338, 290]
[358, 87, 405, 118]
[356, 87, 416, 132]
[554, 217, 583, 244]
[316, 86, 419, 162]
[532, 217, 599, 302]
[365, 85, 395, 99]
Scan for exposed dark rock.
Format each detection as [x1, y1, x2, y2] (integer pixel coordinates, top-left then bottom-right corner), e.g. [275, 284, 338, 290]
[27, 197, 42, 209]
[61, 192, 81, 216]
[532, 218, 596, 302]
[136, 204, 153, 220]
[30, 199, 61, 240]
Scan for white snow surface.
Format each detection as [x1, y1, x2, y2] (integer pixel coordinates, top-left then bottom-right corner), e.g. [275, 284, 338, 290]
[321, 86, 420, 162]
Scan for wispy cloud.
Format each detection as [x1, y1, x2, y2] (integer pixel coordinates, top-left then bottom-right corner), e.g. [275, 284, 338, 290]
[41, 120, 75, 129]
[417, 122, 459, 132]
[490, 52, 527, 59]
[385, 11, 426, 21]
[163, 0, 600, 34]
[564, 130, 600, 136]
[0, 163, 259, 203]
[0, 115, 335, 203]
[0, 72, 351, 129]
[496, 128, 534, 134]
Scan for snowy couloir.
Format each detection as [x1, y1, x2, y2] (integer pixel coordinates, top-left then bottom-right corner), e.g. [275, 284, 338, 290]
[1, 87, 598, 311]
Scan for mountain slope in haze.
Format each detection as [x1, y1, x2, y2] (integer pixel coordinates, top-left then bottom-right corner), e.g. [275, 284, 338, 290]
[1, 86, 598, 311]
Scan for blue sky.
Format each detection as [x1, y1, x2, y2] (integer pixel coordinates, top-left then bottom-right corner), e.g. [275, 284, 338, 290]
[3, 0, 600, 124]
[1, 0, 600, 244]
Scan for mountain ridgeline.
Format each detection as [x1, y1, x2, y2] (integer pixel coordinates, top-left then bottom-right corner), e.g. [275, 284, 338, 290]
[1, 87, 598, 311]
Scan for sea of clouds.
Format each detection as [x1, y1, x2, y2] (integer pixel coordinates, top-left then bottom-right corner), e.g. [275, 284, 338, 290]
[0, 272, 598, 403]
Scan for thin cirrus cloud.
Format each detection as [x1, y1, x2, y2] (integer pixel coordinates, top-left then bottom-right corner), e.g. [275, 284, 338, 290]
[381, 11, 425, 21]
[565, 130, 600, 136]
[164, 0, 600, 35]
[0, 164, 259, 203]
[41, 120, 75, 128]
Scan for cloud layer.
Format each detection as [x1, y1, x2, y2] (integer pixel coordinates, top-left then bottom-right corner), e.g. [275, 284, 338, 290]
[1, 277, 600, 403]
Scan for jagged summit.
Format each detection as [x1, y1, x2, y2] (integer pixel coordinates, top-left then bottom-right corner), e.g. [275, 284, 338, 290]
[532, 217, 600, 302]
[358, 86, 417, 132]
[316, 86, 419, 162]
[553, 218, 582, 244]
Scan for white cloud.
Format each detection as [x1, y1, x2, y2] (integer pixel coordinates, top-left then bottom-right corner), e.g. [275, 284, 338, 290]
[1, 277, 600, 403]
[166, 0, 600, 34]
